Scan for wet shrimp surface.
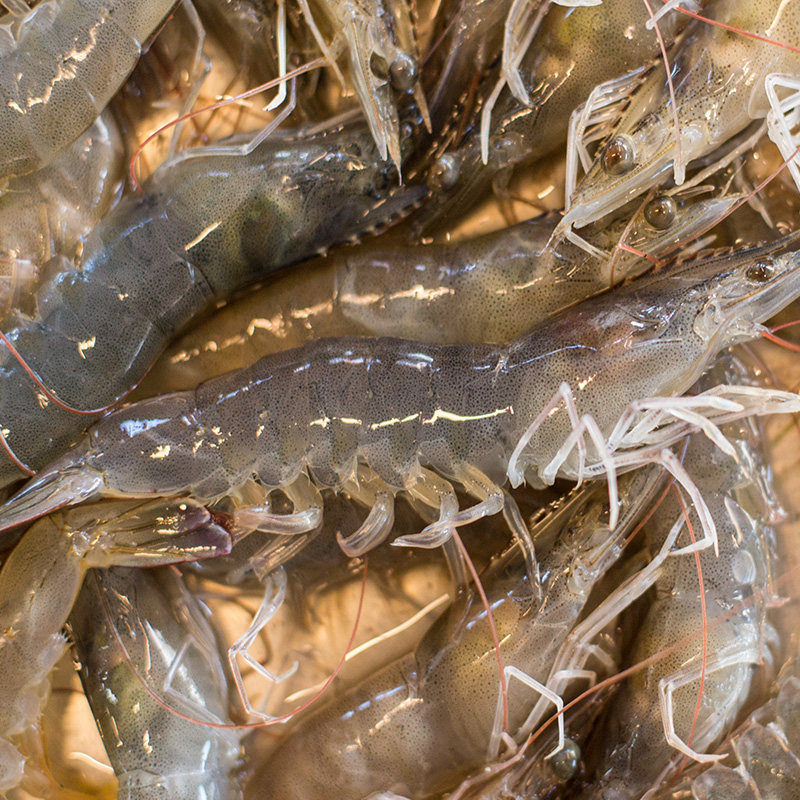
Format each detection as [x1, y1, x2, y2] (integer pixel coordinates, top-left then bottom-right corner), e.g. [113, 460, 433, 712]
[3, 1, 800, 799]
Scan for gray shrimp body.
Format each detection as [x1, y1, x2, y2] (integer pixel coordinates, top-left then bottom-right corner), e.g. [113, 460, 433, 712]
[141, 190, 740, 397]
[2, 238, 799, 537]
[0, 122, 423, 489]
[251, 468, 662, 799]
[71, 566, 242, 800]
[587, 354, 778, 800]
[0, 0, 177, 178]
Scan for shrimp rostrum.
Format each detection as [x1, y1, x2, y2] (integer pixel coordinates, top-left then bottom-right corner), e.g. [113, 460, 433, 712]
[1, 239, 800, 563]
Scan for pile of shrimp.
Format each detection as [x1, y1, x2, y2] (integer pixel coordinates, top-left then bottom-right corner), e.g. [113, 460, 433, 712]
[5, 0, 800, 798]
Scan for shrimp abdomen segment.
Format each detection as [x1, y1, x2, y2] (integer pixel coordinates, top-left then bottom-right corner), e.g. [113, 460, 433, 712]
[0, 0, 176, 177]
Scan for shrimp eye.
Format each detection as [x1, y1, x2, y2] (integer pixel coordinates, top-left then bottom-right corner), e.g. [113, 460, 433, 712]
[389, 52, 418, 91]
[370, 52, 389, 80]
[428, 153, 460, 191]
[745, 260, 775, 282]
[602, 135, 635, 175]
[548, 737, 581, 782]
[644, 195, 677, 229]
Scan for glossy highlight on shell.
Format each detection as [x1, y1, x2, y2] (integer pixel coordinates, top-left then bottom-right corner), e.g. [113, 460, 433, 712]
[2, 1, 800, 799]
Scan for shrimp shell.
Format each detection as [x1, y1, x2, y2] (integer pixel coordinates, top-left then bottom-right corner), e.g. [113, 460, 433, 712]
[0, 0, 177, 178]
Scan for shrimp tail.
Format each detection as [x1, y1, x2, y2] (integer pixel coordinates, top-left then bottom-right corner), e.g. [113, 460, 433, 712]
[86, 498, 234, 566]
[0, 442, 102, 534]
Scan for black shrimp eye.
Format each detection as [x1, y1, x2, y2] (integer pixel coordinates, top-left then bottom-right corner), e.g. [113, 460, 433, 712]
[548, 738, 581, 782]
[389, 52, 418, 91]
[369, 52, 389, 80]
[644, 195, 677, 229]
[745, 260, 775, 282]
[428, 153, 460, 191]
[602, 135, 635, 175]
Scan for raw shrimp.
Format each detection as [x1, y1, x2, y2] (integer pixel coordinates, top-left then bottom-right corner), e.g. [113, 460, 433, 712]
[3, 237, 799, 576]
[249, 467, 663, 799]
[0, 110, 123, 321]
[140, 189, 741, 396]
[0, 498, 231, 793]
[584, 355, 778, 800]
[560, 0, 800, 233]
[71, 565, 242, 799]
[0, 121, 423, 489]
[649, 647, 800, 800]
[0, 0, 177, 178]
[416, 0, 682, 234]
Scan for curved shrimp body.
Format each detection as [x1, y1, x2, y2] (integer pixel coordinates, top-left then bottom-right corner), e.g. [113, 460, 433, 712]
[142, 190, 741, 397]
[662, 661, 800, 800]
[251, 468, 662, 799]
[3, 239, 798, 545]
[418, 0, 681, 233]
[0, 499, 231, 792]
[588, 357, 777, 800]
[0, 0, 176, 178]
[563, 0, 800, 231]
[0, 109, 123, 321]
[0, 122, 423, 489]
[71, 566, 242, 800]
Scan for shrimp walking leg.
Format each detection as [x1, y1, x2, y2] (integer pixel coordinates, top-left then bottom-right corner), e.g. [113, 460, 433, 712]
[765, 73, 800, 192]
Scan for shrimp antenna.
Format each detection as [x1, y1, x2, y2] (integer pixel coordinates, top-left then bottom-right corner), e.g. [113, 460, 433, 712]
[129, 58, 326, 191]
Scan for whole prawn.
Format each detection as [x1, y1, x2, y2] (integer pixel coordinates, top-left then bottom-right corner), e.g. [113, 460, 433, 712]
[0, 120, 423, 489]
[2, 239, 799, 570]
[0, 0, 177, 178]
[140, 188, 741, 399]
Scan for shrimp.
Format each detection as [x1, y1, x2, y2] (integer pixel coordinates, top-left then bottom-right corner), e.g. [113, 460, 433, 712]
[415, 0, 682, 234]
[0, 0, 178, 179]
[70, 565, 242, 799]
[2, 237, 799, 579]
[138, 188, 741, 397]
[0, 110, 123, 321]
[0, 498, 231, 793]
[560, 0, 800, 234]
[0, 120, 424, 490]
[581, 353, 778, 800]
[248, 466, 664, 799]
